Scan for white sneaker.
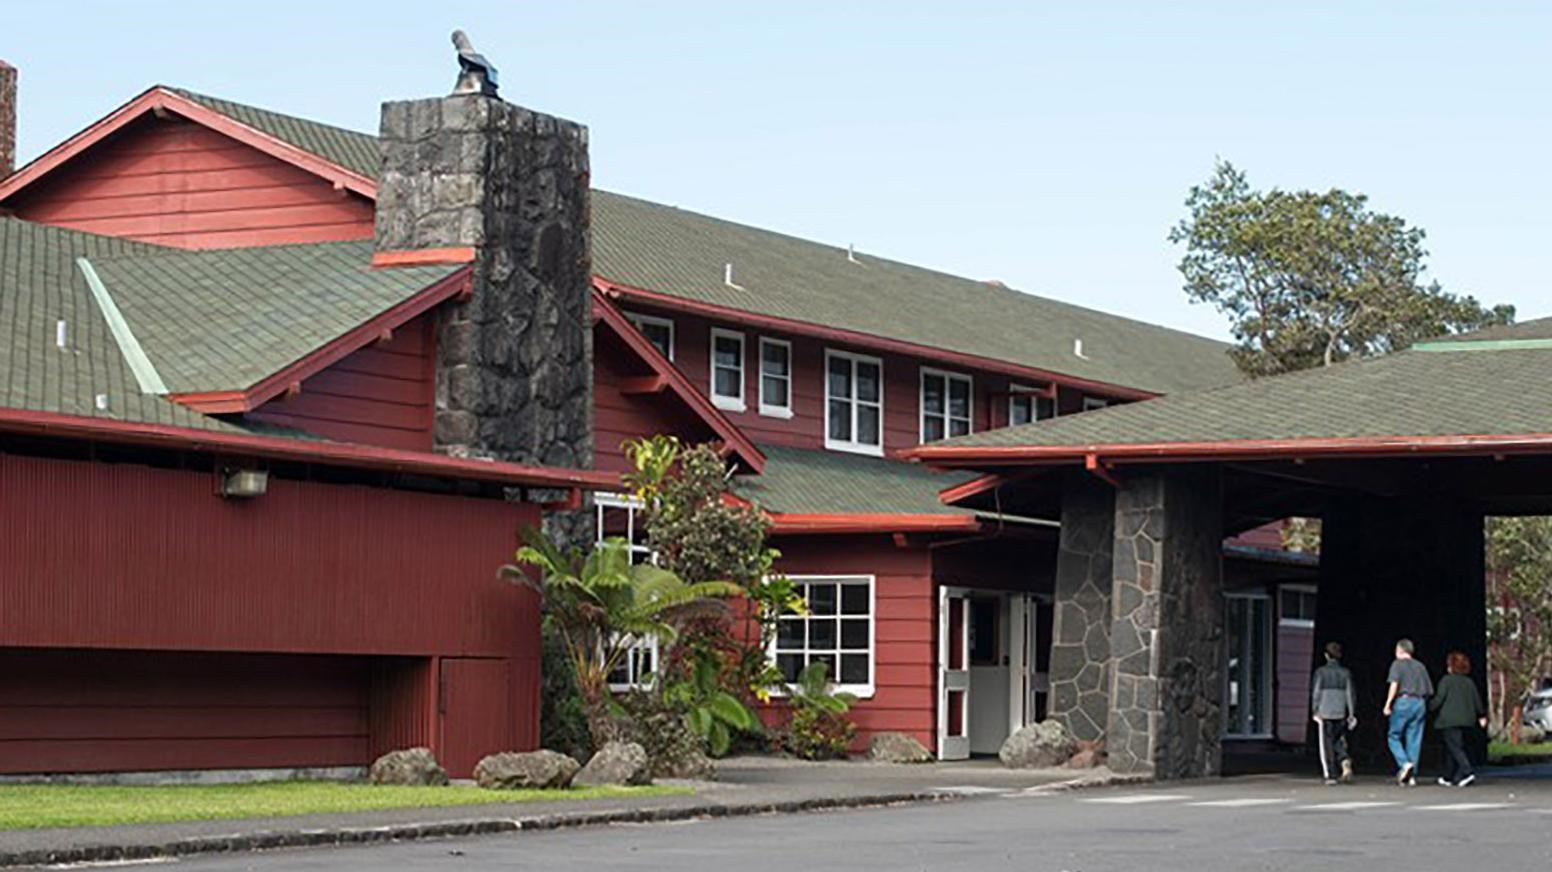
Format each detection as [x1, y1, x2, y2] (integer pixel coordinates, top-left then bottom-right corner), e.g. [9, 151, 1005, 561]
[1437, 777, 1453, 787]
[1458, 774, 1475, 787]
[1397, 762, 1414, 786]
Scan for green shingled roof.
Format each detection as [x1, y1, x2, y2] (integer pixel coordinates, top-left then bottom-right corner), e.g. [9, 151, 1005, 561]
[927, 343, 1552, 450]
[737, 443, 976, 516]
[172, 88, 1239, 396]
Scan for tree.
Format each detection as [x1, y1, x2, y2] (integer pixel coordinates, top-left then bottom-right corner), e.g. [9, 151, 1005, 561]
[1485, 517, 1552, 735]
[1170, 160, 1512, 377]
[502, 532, 740, 745]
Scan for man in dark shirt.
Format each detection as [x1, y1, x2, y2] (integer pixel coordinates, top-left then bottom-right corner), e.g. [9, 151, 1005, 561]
[1383, 638, 1434, 786]
[1311, 641, 1357, 784]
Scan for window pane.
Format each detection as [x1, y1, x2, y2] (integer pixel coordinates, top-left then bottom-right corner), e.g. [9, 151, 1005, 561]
[1010, 396, 1033, 426]
[949, 418, 970, 437]
[1036, 396, 1056, 420]
[811, 653, 837, 678]
[841, 618, 868, 649]
[856, 362, 880, 403]
[714, 367, 741, 398]
[809, 618, 837, 649]
[761, 342, 789, 376]
[827, 357, 851, 399]
[808, 583, 837, 615]
[828, 400, 852, 440]
[778, 618, 805, 648]
[777, 653, 803, 683]
[762, 375, 789, 407]
[948, 378, 969, 417]
[857, 405, 881, 445]
[841, 584, 868, 615]
[922, 374, 944, 414]
[714, 336, 741, 368]
[642, 324, 671, 358]
[839, 654, 868, 685]
[923, 416, 945, 443]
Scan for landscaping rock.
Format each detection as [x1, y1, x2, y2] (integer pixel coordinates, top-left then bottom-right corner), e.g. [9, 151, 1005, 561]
[655, 749, 716, 780]
[999, 720, 1079, 769]
[574, 741, 652, 787]
[473, 750, 579, 790]
[868, 732, 933, 764]
[368, 747, 449, 786]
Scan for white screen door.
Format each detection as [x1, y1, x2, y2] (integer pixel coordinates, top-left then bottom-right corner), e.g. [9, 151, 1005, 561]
[938, 586, 971, 760]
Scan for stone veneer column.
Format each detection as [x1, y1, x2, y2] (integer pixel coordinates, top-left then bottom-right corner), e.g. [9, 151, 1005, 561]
[1107, 466, 1225, 778]
[375, 94, 594, 541]
[1047, 472, 1116, 743]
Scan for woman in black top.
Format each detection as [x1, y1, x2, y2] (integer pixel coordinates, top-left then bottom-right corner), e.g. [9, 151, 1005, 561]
[1430, 651, 1488, 787]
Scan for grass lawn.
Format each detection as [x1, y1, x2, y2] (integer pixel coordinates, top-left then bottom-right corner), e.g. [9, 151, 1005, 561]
[0, 781, 689, 831]
[1488, 740, 1552, 764]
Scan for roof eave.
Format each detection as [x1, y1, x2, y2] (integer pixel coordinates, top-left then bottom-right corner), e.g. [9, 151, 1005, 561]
[767, 512, 984, 535]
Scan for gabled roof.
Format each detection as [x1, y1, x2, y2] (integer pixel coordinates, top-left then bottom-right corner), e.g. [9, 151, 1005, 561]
[907, 338, 1552, 467]
[2, 87, 1239, 398]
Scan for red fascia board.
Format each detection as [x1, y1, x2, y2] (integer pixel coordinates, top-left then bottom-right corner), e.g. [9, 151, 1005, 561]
[170, 267, 472, 414]
[0, 407, 621, 491]
[591, 290, 766, 474]
[593, 277, 1158, 402]
[0, 87, 377, 205]
[768, 512, 984, 535]
[937, 471, 1023, 506]
[905, 432, 1552, 467]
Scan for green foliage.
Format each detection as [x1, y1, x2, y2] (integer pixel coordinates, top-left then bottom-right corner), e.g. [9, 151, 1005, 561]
[1170, 160, 1513, 377]
[1486, 517, 1552, 731]
[781, 662, 858, 760]
[502, 530, 739, 744]
[538, 618, 592, 760]
[661, 636, 759, 757]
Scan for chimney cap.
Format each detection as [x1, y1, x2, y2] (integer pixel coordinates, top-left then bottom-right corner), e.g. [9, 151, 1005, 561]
[451, 30, 499, 97]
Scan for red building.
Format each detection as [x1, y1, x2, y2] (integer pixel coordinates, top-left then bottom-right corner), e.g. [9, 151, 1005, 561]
[0, 67, 1316, 774]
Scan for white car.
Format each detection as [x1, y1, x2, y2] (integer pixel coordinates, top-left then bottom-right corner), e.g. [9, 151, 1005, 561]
[1524, 686, 1552, 737]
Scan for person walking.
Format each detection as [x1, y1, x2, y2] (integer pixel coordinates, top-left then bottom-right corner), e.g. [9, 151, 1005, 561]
[1311, 641, 1357, 785]
[1383, 638, 1433, 786]
[1431, 651, 1487, 787]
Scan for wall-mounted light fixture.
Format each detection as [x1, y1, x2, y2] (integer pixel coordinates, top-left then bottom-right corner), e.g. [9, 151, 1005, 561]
[219, 468, 269, 499]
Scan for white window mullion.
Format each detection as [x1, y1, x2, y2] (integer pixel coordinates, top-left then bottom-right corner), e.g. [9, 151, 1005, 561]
[825, 349, 883, 456]
[920, 367, 972, 443]
[758, 337, 793, 418]
[710, 328, 747, 412]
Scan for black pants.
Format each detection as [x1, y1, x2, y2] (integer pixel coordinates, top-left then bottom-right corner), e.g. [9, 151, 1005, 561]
[1317, 718, 1349, 779]
[1440, 726, 1474, 783]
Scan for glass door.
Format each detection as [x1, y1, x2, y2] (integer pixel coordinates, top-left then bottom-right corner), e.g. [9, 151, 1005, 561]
[1224, 594, 1273, 738]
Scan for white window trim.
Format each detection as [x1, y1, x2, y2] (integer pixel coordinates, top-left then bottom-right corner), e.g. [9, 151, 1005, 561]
[624, 312, 675, 362]
[768, 574, 876, 699]
[1007, 383, 1046, 427]
[596, 492, 658, 691]
[757, 336, 795, 419]
[709, 327, 747, 413]
[920, 367, 974, 444]
[823, 349, 885, 457]
[1081, 396, 1110, 412]
[1278, 583, 1318, 628]
[1224, 591, 1276, 740]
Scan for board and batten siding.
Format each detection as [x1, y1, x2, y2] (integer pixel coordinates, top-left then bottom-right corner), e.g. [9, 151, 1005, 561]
[6, 115, 375, 248]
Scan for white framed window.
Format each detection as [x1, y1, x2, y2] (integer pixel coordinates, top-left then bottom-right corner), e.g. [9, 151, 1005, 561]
[920, 368, 973, 443]
[1279, 584, 1317, 628]
[710, 328, 747, 413]
[1224, 592, 1274, 738]
[597, 493, 658, 691]
[625, 312, 675, 361]
[824, 349, 884, 456]
[772, 575, 875, 697]
[758, 337, 794, 418]
[1008, 384, 1055, 427]
[1081, 396, 1110, 412]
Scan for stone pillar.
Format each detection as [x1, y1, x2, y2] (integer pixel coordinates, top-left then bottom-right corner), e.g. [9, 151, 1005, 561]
[0, 61, 16, 178]
[1107, 466, 1225, 779]
[375, 94, 594, 542]
[1317, 495, 1486, 769]
[1048, 472, 1116, 743]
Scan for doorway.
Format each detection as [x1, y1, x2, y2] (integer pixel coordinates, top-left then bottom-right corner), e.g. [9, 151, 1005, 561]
[940, 588, 1052, 759]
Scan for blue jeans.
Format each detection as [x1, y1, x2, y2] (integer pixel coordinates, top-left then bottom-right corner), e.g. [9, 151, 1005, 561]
[1388, 696, 1426, 771]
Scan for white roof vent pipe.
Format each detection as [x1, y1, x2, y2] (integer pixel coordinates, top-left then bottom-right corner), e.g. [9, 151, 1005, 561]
[94, 393, 109, 411]
[56, 319, 68, 350]
[847, 243, 861, 265]
[724, 262, 745, 291]
[1073, 338, 1089, 360]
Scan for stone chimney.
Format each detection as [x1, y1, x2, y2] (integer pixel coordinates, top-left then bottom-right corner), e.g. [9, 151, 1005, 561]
[0, 61, 16, 178]
[374, 86, 594, 491]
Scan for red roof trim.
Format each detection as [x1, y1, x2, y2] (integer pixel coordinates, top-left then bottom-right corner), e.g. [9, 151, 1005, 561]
[0, 407, 620, 491]
[592, 290, 766, 474]
[767, 512, 983, 535]
[906, 432, 1552, 467]
[170, 267, 472, 414]
[594, 277, 1158, 402]
[937, 471, 1019, 506]
[372, 247, 477, 268]
[0, 87, 376, 205]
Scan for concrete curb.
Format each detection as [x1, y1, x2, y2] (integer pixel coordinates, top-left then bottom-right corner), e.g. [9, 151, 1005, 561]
[0, 791, 959, 868]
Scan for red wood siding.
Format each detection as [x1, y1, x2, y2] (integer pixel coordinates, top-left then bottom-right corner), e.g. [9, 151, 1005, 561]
[6, 115, 374, 248]
[593, 321, 723, 474]
[1277, 622, 1315, 744]
[770, 535, 937, 751]
[439, 658, 516, 778]
[248, 315, 436, 451]
[0, 649, 370, 774]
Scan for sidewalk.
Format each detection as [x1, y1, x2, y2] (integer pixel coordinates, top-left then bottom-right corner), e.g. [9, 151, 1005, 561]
[0, 757, 1100, 868]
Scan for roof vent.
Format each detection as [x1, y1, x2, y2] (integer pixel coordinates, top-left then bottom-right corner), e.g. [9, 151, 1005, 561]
[94, 393, 109, 411]
[847, 243, 861, 265]
[985, 279, 1008, 288]
[55, 319, 68, 350]
[1073, 338, 1089, 360]
[724, 262, 745, 291]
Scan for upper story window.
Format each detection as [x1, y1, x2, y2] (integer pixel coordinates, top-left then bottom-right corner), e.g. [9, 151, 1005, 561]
[920, 368, 972, 443]
[758, 337, 794, 418]
[825, 350, 884, 456]
[1081, 396, 1110, 412]
[1008, 384, 1056, 426]
[626, 312, 675, 361]
[710, 328, 747, 413]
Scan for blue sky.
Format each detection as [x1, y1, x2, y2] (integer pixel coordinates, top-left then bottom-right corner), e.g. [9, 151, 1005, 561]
[5, 1, 1548, 340]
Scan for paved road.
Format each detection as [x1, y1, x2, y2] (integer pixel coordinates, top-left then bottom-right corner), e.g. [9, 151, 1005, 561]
[170, 776, 1552, 871]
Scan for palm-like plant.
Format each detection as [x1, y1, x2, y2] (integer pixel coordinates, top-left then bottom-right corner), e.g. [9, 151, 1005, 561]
[500, 528, 741, 744]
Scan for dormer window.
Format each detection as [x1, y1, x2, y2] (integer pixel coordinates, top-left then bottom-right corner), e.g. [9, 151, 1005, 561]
[1009, 384, 1055, 426]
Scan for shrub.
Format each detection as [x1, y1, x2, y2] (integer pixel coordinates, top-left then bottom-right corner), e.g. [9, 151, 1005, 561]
[785, 706, 857, 760]
[539, 618, 592, 760]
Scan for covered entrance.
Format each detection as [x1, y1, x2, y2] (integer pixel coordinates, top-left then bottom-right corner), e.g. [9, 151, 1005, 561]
[937, 584, 1054, 760]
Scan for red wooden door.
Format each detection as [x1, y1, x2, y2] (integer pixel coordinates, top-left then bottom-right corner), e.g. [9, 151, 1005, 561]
[439, 658, 513, 778]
